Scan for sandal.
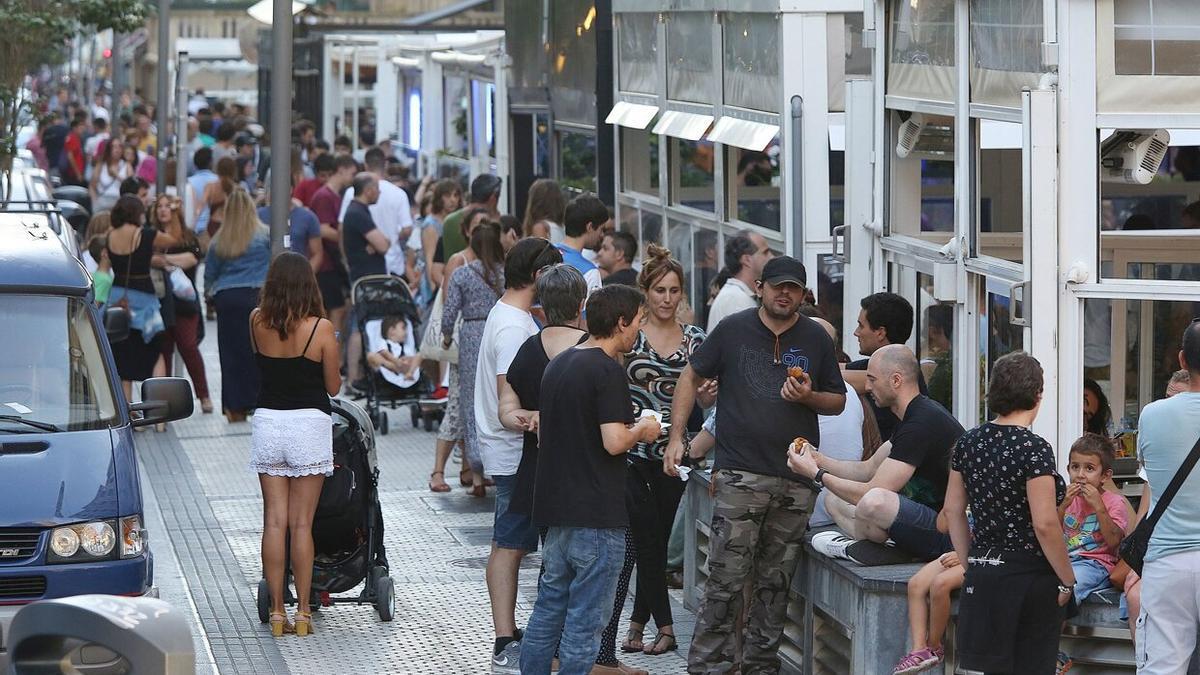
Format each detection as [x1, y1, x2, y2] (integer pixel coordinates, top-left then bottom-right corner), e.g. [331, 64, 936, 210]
[468, 484, 487, 498]
[268, 612, 294, 637]
[293, 611, 314, 637]
[459, 469, 472, 487]
[429, 471, 451, 493]
[620, 627, 645, 653]
[643, 632, 677, 656]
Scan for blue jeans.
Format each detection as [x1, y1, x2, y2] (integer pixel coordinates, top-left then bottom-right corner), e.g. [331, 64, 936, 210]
[520, 526, 627, 675]
[1071, 557, 1112, 604]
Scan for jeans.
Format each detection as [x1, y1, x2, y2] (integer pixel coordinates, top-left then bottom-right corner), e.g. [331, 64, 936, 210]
[1071, 557, 1112, 605]
[160, 312, 209, 399]
[520, 526, 627, 675]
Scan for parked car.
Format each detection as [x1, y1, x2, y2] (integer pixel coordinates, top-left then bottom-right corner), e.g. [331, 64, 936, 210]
[1, 166, 80, 259]
[0, 213, 193, 671]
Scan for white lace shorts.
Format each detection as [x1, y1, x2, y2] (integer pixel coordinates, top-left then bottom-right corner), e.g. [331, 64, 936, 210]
[249, 408, 333, 478]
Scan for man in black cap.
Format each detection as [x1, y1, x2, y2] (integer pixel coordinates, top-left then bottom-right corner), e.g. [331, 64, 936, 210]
[442, 173, 503, 261]
[664, 255, 847, 673]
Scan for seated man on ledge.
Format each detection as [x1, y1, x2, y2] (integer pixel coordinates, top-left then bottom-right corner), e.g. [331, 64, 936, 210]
[788, 344, 964, 564]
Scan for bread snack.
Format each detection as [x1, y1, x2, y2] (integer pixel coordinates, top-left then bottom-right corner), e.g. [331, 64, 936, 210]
[790, 436, 811, 454]
[788, 366, 805, 379]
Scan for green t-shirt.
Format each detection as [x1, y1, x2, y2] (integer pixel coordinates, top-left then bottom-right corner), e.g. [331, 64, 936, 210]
[93, 269, 114, 304]
[440, 207, 469, 261]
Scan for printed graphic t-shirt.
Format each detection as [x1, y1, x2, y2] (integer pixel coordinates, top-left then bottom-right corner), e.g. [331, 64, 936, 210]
[689, 308, 845, 483]
[1063, 490, 1129, 571]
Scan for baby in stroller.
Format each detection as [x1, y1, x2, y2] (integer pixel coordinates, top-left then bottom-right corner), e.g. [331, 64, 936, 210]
[365, 315, 423, 398]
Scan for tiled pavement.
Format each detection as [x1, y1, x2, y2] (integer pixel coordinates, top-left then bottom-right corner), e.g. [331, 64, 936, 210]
[137, 326, 693, 673]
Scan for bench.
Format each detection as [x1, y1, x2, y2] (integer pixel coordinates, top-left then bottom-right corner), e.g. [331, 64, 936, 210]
[683, 471, 1161, 674]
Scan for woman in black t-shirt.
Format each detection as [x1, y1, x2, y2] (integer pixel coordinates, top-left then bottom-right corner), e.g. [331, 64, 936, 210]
[943, 352, 1073, 674]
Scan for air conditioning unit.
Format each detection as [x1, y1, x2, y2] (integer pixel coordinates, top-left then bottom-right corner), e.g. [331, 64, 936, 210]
[894, 112, 954, 159]
[895, 112, 925, 158]
[1101, 129, 1169, 185]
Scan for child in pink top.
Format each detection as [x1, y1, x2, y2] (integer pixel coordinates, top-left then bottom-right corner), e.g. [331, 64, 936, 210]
[1059, 433, 1129, 603]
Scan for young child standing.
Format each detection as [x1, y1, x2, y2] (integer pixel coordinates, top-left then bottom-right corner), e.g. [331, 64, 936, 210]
[1056, 433, 1129, 673]
[88, 235, 114, 305]
[893, 511, 967, 674]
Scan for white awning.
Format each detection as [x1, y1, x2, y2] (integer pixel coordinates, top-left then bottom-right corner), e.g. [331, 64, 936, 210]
[177, 38, 244, 61]
[651, 110, 713, 141]
[706, 117, 780, 152]
[604, 101, 658, 130]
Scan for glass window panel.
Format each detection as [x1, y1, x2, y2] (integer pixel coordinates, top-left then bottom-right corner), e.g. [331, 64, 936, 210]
[729, 137, 782, 231]
[470, 81, 496, 158]
[618, 12, 659, 95]
[889, 113, 955, 244]
[667, 13, 714, 104]
[619, 202, 641, 249]
[667, 220, 694, 315]
[550, 0, 599, 126]
[816, 254, 846, 345]
[693, 228, 719, 329]
[830, 149, 846, 236]
[558, 132, 597, 193]
[916, 273, 955, 411]
[888, 0, 956, 101]
[620, 128, 660, 196]
[642, 210, 663, 247]
[977, 128, 1023, 262]
[1084, 296, 1194, 440]
[969, 0, 1045, 107]
[671, 138, 716, 213]
[979, 288, 1023, 421]
[443, 75, 470, 158]
[724, 13, 780, 112]
[1114, 0, 1200, 76]
[535, 113, 551, 178]
[828, 14, 872, 112]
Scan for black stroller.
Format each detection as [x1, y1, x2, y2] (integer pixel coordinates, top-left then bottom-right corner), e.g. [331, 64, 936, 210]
[350, 274, 441, 434]
[256, 398, 395, 622]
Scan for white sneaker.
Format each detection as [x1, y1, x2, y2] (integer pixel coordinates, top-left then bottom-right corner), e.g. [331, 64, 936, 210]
[810, 531, 854, 560]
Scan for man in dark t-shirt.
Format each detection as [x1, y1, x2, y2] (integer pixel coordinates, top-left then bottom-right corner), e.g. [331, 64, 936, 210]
[789, 344, 965, 562]
[342, 173, 388, 282]
[664, 256, 846, 670]
[521, 285, 660, 674]
[843, 292, 926, 441]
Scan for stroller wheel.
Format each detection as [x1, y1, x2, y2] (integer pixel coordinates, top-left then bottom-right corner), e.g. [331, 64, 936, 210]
[369, 564, 388, 589]
[375, 576, 395, 622]
[380, 412, 389, 435]
[369, 410, 381, 431]
[256, 579, 271, 624]
[410, 405, 420, 428]
[423, 415, 435, 432]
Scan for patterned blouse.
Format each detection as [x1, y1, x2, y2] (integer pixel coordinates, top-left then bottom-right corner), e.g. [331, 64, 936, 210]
[951, 422, 1066, 555]
[625, 323, 706, 461]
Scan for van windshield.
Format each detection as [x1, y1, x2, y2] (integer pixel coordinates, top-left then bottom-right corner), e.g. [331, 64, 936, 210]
[0, 296, 118, 432]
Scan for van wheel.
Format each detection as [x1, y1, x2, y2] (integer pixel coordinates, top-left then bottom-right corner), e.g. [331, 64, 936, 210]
[256, 579, 271, 624]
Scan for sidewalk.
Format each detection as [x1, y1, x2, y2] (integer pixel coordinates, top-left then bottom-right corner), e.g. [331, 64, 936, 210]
[137, 327, 692, 673]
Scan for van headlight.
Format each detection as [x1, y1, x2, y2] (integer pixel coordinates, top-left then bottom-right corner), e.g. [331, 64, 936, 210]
[48, 521, 119, 563]
[120, 515, 145, 558]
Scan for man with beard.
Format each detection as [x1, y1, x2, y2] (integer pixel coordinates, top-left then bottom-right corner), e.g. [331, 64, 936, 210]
[663, 256, 846, 673]
[789, 344, 965, 564]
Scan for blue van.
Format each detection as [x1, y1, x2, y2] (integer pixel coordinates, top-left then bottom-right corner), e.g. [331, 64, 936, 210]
[0, 213, 192, 662]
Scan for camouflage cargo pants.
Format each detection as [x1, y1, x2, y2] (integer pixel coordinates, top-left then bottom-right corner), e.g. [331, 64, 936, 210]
[687, 469, 814, 674]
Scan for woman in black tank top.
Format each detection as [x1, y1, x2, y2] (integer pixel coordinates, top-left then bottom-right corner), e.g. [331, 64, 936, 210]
[248, 252, 341, 637]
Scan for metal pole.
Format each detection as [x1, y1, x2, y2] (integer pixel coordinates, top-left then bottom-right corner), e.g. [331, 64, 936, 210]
[111, 33, 124, 102]
[175, 52, 189, 198]
[155, 0, 171, 196]
[351, 48, 360, 151]
[269, 0, 292, 256]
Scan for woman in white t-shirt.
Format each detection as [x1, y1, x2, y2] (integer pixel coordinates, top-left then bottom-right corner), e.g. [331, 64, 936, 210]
[89, 138, 129, 214]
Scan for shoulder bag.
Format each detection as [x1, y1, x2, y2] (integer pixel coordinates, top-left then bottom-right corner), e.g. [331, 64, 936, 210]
[419, 289, 460, 363]
[1120, 435, 1200, 575]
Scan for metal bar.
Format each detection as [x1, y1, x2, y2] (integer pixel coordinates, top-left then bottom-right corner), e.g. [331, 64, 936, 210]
[269, 0, 292, 256]
[156, 0, 171, 196]
[352, 48, 360, 150]
[175, 52, 189, 200]
[790, 95, 804, 263]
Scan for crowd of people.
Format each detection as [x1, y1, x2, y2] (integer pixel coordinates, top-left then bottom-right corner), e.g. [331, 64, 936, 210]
[38, 86, 1200, 675]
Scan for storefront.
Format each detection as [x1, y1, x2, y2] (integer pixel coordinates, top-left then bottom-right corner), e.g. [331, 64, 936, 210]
[609, 1, 870, 331]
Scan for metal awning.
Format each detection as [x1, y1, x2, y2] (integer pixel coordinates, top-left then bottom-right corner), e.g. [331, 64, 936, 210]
[605, 101, 658, 130]
[707, 117, 780, 152]
[651, 110, 713, 141]
[399, 0, 491, 27]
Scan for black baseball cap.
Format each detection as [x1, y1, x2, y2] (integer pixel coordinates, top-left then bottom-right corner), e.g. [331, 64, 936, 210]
[761, 256, 806, 287]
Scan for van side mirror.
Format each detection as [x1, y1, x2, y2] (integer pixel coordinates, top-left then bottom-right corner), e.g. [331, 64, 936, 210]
[104, 307, 131, 343]
[130, 378, 194, 426]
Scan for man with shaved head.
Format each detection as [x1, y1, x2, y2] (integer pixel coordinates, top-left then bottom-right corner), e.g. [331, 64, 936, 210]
[789, 344, 965, 563]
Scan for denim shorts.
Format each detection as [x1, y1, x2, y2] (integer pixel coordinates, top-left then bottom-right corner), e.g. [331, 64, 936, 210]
[888, 495, 952, 562]
[493, 474, 539, 552]
[1071, 557, 1112, 604]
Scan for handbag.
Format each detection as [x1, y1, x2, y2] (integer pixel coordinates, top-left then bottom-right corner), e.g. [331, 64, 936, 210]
[419, 288, 460, 363]
[170, 267, 196, 301]
[1119, 435, 1200, 575]
[111, 229, 140, 313]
